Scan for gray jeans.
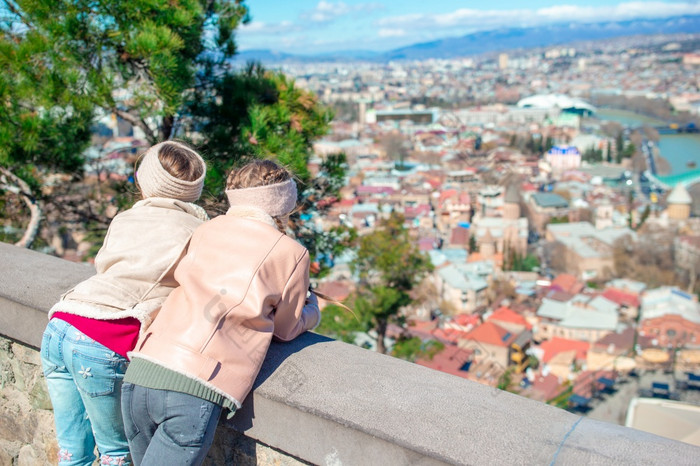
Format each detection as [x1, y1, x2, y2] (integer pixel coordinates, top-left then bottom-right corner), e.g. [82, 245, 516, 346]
[121, 383, 222, 465]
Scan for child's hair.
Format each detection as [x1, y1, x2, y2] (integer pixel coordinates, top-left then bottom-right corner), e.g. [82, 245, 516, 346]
[226, 159, 291, 190]
[157, 141, 205, 182]
[226, 160, 294, 232]
[136, 140, 206, 202]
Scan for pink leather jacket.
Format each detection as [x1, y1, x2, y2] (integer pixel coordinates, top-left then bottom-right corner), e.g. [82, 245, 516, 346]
[129, 206, 320, 408]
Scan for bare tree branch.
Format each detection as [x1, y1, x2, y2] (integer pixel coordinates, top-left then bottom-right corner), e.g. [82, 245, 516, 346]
[0, 166, 41, 248]
[113, 108, 156, 142]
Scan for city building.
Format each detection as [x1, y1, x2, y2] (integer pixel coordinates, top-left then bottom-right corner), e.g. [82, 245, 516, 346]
[545, 146, 581, 173]
[435, 263, 490, 313]
[639, 287, 700, 348]
[675, 235, 700, 277]
[536, 294, 619, 343]
[460, 321, 531, 373]
[545, 222, 635, 280]
[517, 94, 596, 116]
[666, 184, 692, 221]
[526, 192, 569, 233]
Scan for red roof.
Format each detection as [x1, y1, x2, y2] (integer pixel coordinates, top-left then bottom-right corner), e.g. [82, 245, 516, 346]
[551, 274, 583, 294]
[439, 189, 458, 203]
[450, 226, 470, 246]
[452, 313, 481, 327]
[404, 204, 431, 218]
[416, 345, 474, 379]
[539, 337, 590, 363]
[464, 321, 518, 347]
[406, 320, 438, 340]
[530, 372, 561, 401]
[426, 179, 442, 189]
[316, 196, 338, 208]
[487, 306, 532, 330]
[602, 288, 640, 308]
[431, 327, 470, 344]
[418, 237, 437, 251]
[356, 186, 395, 195]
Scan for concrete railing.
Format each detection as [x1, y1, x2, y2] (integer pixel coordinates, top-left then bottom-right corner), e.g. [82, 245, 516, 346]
[2, 241, 700, 465]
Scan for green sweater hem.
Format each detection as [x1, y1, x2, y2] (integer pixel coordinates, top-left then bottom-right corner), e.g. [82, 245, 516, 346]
[124, 357, 238, 413]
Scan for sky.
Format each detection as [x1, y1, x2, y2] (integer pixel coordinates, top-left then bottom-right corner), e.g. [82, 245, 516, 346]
[236, 1, 700, 55]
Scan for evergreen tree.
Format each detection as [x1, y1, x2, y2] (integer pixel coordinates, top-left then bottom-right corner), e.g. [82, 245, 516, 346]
[188, 64, 333, 192]
[544, 136, 554, 153]
[1, 2, 348, 260]
[186, 63, 348, 272]
[469, 234, 479, 253]
[3, 0, 250, 142]
[0, 8, 94, 246]
[349, 213, 433, 354]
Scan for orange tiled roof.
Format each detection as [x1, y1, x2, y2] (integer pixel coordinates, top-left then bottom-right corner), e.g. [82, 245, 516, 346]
[464, 321, 518, 347]
[551, 274, 583, 294]
[539, 337, 590, 363]
[602, 288, 640, 308]
[416, 345, 474, 379]
[432, 327, 470, 344]
[452, 313, 481, 327]
[488, 306, 532, 330]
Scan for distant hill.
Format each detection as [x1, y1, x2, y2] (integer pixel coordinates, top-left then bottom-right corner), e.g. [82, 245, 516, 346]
[235, 15, 700, 64]
[384, 15, 700, 60]
[235, 48, 380, 64]
[235, 49, 298, 63]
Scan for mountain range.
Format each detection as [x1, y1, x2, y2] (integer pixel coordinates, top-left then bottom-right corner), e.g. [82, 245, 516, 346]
[235, 15, 700, 63]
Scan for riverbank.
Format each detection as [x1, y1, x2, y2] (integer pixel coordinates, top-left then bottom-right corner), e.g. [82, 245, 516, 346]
[597, 108, 700, 176]
[651, 145, 671, 175]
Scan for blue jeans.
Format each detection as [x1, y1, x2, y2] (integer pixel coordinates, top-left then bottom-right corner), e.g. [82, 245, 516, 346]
[121, 383, 222, 466]
[41, 318, 131, 466]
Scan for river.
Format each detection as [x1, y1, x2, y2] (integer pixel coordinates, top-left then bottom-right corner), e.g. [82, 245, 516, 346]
[596, 108, 700, 176]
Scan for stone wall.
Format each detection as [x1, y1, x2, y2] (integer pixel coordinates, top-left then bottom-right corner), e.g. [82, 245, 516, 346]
[0, 335, 305, 466]
[3, 242, 700, 466]
[0, 336, 56, 465]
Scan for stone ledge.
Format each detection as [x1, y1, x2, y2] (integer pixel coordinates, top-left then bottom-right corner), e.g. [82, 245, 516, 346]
[2, 241, 700, 465]
[0, 242, 93, 348]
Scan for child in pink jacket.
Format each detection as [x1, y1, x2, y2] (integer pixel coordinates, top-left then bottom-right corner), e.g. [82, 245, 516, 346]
[122, 159, 320, 465]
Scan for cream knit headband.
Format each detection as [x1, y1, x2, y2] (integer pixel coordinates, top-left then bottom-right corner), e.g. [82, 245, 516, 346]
[225, 179, 297, 217]
[136, 142, 206, 202]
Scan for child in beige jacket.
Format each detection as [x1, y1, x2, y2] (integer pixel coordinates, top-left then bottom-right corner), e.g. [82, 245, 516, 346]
[41, 141, 207, 466]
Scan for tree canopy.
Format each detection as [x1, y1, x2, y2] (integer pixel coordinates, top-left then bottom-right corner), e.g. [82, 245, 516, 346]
[0, 1, 347, 259]
[345, 212, 433, 353]
[3, 0, 250, 142]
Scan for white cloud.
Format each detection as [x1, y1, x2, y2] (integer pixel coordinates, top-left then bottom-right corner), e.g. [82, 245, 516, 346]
[302, 1, 383, 23]
[378, 28, 407, 38]
[239, 2, 700, 54]
[239, 20, 300, 36]
[377, 2, 700, 32]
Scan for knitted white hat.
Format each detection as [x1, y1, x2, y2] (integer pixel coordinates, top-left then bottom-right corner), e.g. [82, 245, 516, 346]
[225, 179, 297, 217]
[136, 142, 206, 202]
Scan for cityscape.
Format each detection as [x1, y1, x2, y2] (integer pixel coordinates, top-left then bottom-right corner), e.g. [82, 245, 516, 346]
[292, 31, 700, 429]
[2, 0, 700, 463]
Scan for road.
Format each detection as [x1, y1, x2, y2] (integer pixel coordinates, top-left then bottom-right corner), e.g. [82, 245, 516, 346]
[583, 370, 700, 426]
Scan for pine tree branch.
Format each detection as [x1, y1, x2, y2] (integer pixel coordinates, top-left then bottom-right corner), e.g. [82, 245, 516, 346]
[1, 0, 34, 29]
